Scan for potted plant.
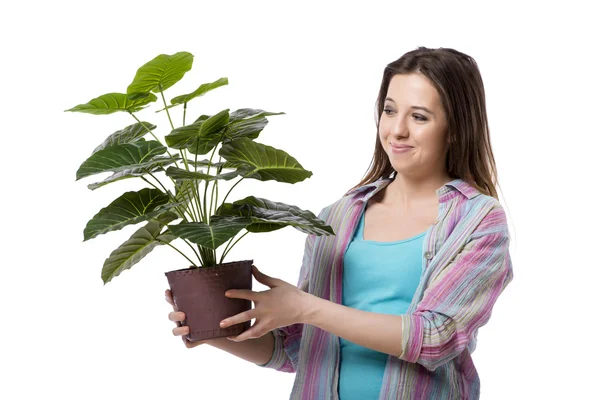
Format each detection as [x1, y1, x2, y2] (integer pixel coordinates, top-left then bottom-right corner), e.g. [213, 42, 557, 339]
[67, 51, 335, 342]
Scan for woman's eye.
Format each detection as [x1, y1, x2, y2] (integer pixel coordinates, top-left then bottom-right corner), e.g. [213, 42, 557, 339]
[383, 108, 393, 115]
[413, 114, 427, 121]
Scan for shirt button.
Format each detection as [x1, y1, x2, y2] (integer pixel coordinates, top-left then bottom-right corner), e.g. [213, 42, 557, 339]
[424, 251, 433, 260]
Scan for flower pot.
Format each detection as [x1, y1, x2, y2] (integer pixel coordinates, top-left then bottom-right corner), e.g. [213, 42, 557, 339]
[165, 259, 253, 342]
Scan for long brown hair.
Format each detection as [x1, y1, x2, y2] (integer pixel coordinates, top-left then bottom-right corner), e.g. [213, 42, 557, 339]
[347, 46, 502, 200]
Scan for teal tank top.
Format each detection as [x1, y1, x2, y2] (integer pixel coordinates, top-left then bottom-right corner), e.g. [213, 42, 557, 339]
[338, 207, 427, 400]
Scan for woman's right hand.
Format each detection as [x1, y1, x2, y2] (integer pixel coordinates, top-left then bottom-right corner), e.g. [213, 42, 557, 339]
[165, 289, 207, 349]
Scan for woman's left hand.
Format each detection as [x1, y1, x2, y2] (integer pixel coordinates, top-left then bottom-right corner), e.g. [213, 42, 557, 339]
[220, 265, 312, 342]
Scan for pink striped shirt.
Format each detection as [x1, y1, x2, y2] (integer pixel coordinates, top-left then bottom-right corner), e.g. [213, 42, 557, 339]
[257, 177, 514, 399]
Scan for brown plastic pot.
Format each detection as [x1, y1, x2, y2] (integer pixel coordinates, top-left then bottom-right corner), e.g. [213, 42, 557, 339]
[164, 259, 253, 342]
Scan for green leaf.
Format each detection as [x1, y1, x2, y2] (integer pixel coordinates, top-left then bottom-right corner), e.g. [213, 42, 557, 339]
[167, 215, 252, 250]
[127, 51, 194, 99]
[164, 110, 229, 155]
[226, 108, 285, 141]
[186, 159, 233, 169]
[173, 179, 200, 209]
[227, 116, 268, 141]
[83, 188, 183, 241]
[219, 196, 335, 235]
[229, 108, 285, 123]
[92, 122, 157, 154]
[219, 137, 312, 183]
[65, 92, 157, 115]
[200, 109, 230, 136]
[76, 140, 168, 180]
[101, 211, 180, 284]
[165, 166, 215, 181]
[154, 77, 229, 112]
[87, 156, 180, 190]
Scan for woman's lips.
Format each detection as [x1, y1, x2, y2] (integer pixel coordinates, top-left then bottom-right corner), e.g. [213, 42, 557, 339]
[390, 144, 413, 153]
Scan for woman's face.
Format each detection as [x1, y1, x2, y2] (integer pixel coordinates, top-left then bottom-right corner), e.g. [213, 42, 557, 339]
[379, 73, 450, 179]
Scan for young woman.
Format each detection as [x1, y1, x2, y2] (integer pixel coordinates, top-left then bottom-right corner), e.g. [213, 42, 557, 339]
[166, 46, 514, 399]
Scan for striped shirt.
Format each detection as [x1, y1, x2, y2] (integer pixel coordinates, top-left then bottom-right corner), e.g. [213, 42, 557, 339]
[257, 177, 514, 399]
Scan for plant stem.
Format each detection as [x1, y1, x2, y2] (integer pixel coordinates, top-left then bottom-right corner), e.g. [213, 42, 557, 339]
[156, 237, 198, 268]
[128, 112, 179, 167]
[155, 89, 207, 225]
[183, 103, 187, 126]
[219, 230, 249, 265]
[141, 176, 192, 221]
[222, 177, 244, 206]
[182, 239, 202, 264]
[159, 86, 175, 131]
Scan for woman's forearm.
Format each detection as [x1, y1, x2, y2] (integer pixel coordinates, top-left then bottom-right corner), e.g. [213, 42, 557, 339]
[206, 330, 275, 365]
[302, 294, 404, 357]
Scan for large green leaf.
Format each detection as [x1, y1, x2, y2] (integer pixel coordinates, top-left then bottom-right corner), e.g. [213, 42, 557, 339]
[219, 137, 312, 183]
[165, 166, 215, 181]
[76, 140, 168, 180]
[227, 116, 268, 141]
[200, 109, 230, 136]
[186, 159, 234, 169]
[155, 77, 229, 112]
[87, 156, 180, 190]
[167, 215, 252, 250]
[83, 188, 183, 241]
[226, 108, 285, 141]
[92, 122, 157, 154]
[218, 196, 334, 235]
[127, 51, 193, 99]
[229, 108, 285, 123]
[164, 110, 229, 155]
[65, 92, 157, 115]
[101, 211, 180, 284]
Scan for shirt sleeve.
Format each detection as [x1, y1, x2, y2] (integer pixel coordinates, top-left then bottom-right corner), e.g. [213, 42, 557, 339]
[398, 204, 514, 371]
[255, 207, 324, 372]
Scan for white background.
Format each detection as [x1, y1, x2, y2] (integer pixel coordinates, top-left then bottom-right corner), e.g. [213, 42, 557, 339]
[1, 1, 598, 399]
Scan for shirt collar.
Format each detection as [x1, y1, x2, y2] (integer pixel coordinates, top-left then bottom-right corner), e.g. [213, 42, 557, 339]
[346, 176, 480, 203]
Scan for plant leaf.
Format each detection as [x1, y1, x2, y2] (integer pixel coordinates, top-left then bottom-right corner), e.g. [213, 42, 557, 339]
[174, 179, 200, 209]
[65, 92, 157, 115]
[83, 188, 184, 241]
[200, 109, 230, 136]
[229, 108, 285, 123]
[226, 108, 285, 141]
[92, 122, 157, 154]
[227, 116, 268, 141]
[165, 166, 215, 181]
[219, 137, 312, 183]
[76, 140, 168, 180]
[164, 110, 229, 155]
[126, 51, 194, 99]
[87, 156, 180, 190]
[101, 211, 180, 284]
[166, 215, 252, 250]
[219, 196, 335, 235]
[157, 77, 229, 111]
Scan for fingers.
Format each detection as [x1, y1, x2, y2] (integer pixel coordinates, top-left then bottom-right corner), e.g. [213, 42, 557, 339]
[166, 288, 206, 348]
[168, 311, 185, 322]
[165, 289, 176, 309]
[228, 322, 266, 342]
[220, 309, 255, 328]
[251, 265, 280, 288]
[172, 325, 190, 336]
[225, 289, 260, 301]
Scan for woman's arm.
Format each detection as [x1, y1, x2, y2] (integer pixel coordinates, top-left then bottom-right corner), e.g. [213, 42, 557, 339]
[303, 204, 513, 371]
[302, 297, 405, 356]
[206, 331, 275, 365]
[226, 205, 513, 372]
